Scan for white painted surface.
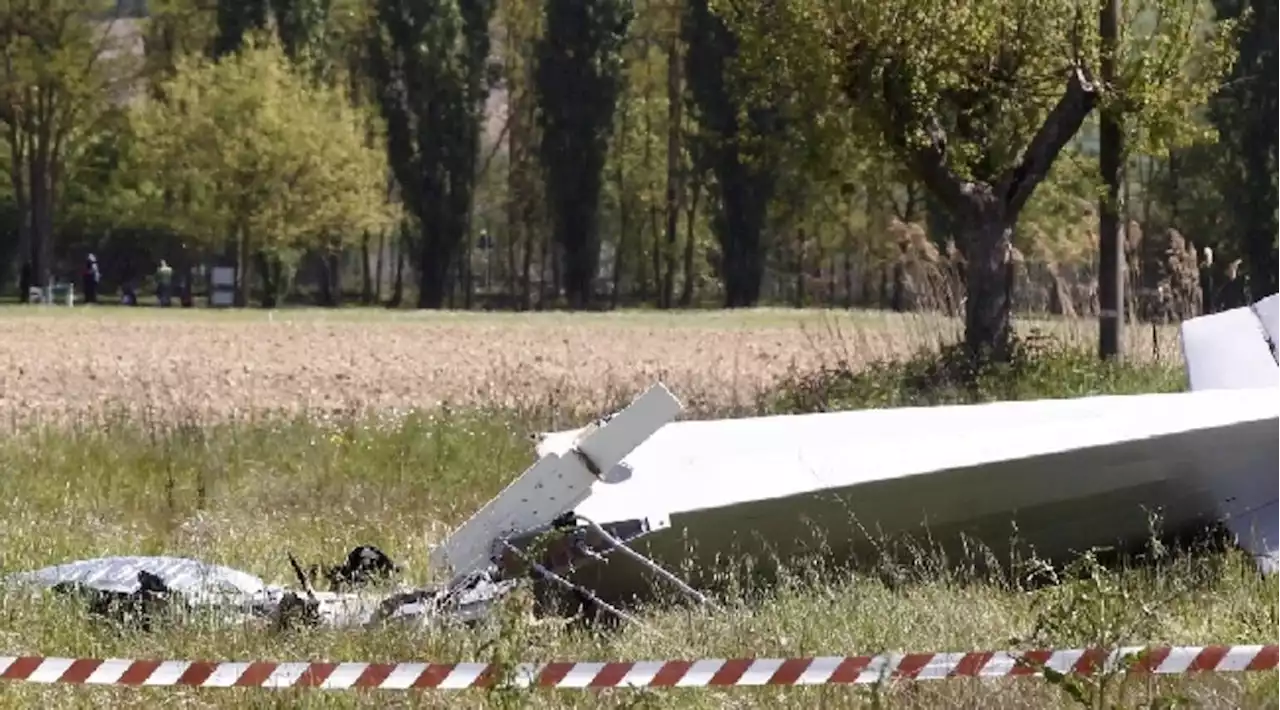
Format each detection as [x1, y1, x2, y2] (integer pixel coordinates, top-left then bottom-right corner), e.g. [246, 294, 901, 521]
[1180, 299, 1279, 391]
[429, 384, 682, 580]
[1176, 294, 1280, 572]
[568, 388, 1277, 526]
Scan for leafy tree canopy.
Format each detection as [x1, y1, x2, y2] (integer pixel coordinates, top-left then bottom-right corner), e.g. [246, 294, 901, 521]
[125, 34, 395, 259]
[720, 0, 1236, 188]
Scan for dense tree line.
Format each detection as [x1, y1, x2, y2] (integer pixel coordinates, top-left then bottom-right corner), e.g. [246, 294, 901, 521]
[0, 0, 1275, 357]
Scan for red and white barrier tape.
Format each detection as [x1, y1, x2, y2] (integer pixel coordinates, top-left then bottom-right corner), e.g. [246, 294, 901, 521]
[0, 645, 1275, 691]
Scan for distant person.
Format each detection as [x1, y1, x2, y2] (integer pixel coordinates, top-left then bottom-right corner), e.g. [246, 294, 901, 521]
[156, 259, 173, 307]
[82, 254, 101, 304]
[121, 281, 137, 306]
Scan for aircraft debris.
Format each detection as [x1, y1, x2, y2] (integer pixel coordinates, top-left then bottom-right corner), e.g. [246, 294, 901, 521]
[5, 297, 1275, 632]
[2, 383, 688, 631]
[316, 545, 401, 591]
[52, 569, 176, 631]
[529, 294, 1279, 605]
[5, 555, 280, 629]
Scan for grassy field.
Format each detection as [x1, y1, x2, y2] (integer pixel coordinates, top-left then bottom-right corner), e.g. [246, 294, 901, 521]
[0, 307, 1273, 708]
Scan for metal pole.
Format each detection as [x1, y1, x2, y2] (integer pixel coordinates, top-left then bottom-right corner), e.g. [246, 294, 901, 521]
[1098, 0, 1125, 360]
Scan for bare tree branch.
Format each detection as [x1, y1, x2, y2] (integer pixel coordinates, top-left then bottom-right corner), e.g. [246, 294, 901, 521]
[1001, 64, 1098, 217]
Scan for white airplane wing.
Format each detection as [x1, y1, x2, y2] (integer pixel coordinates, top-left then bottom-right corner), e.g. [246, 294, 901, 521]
[1179, 294, 1279, 573]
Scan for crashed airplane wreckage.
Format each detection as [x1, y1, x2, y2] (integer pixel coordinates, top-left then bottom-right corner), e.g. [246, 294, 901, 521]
[2, 387, 689, 630]
[5, 295, 1277, 628]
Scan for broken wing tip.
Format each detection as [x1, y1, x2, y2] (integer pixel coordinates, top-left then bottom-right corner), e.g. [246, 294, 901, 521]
[644, 380, 683, 410]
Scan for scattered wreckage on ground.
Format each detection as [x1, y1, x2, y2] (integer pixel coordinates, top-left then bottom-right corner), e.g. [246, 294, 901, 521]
[4, 295, 1277, 631]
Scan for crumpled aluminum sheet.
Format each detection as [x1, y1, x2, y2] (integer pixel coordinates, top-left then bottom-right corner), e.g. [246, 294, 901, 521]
[3, 554, 519, 630]
[3, 555, 290, 623]
[5, 555, 276, 599]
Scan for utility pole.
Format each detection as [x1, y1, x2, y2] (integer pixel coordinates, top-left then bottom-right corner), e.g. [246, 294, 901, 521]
[1098, 0, 1125, 360]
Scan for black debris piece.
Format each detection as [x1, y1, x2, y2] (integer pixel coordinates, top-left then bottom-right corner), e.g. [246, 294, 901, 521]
[52, 570, 176, 631]
[320, 545, 402, 591]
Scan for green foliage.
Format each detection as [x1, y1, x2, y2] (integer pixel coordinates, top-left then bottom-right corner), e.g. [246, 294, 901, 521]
[1204, 0, 1277, 295]
[1016, 150, 1102, 262]
[272, 0, 336, 75]
[144, 0, 220, 83]
[213, 0, 270, 57]
[535, 0, 634, 308]
[684, 0, 784, 307]
[367, 0, 495, 308]
[0, 1, 130, 136]
[722, 0, 1233, 186]
[126, 35, 394, 263]
[763, 330, 1184, 414]
[214, 0, 338, 79]
[0, 0, 140, 281]
[1145, 143, 1233, 250]
[58, 107, 137, 234]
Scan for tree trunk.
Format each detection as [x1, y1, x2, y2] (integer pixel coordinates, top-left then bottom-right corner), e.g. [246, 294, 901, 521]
[256, 251, 278, 309]
[958, 209, 1016, 358]
[447, 253, 457, 309]
[318, 254, 334, 306]
[506, 81, 523, 308]
[612, 99, 630, 309]
[679, 176, 702, 307]
[417, 200, 457, 309]
[564, 258, 588, 310]
[361, 232, 374, 304]
[843, 242, 853, 310]
[720, 175, 766, 308]
[649, 199, 661, 306]
[236, 227, 251, 307]
[1097, 0, 1125, 358]
[643, 60, 660, 307]
[826, 253, 836, 306]
[520, 79, 539, 312]
[28, 129, 53, 287]
[505, 224, 518, 305]
[462, 218, 474, 310]
[47, 123, 63, 287]
[795, 227, 807, 307]
[611, 209, 626, 309]
[661, 34, 683, 310]
[328, 251, 342, 307]
[538, 225, 551, 309]
[7, 125, 30, 301]
[520, 218, 533, 310]
[558, 186, 599, 309]
[391, 238, 405, 308]
[417, 239, 449, 309]
[375, 229, 386, 304]
[548, 234, 560, 308]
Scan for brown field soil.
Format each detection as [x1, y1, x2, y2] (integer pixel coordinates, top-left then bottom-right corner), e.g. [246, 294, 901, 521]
[0, 306, 1180, 424]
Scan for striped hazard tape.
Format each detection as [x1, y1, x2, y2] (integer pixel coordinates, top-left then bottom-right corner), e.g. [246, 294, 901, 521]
[0, 645, 1275, 691]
